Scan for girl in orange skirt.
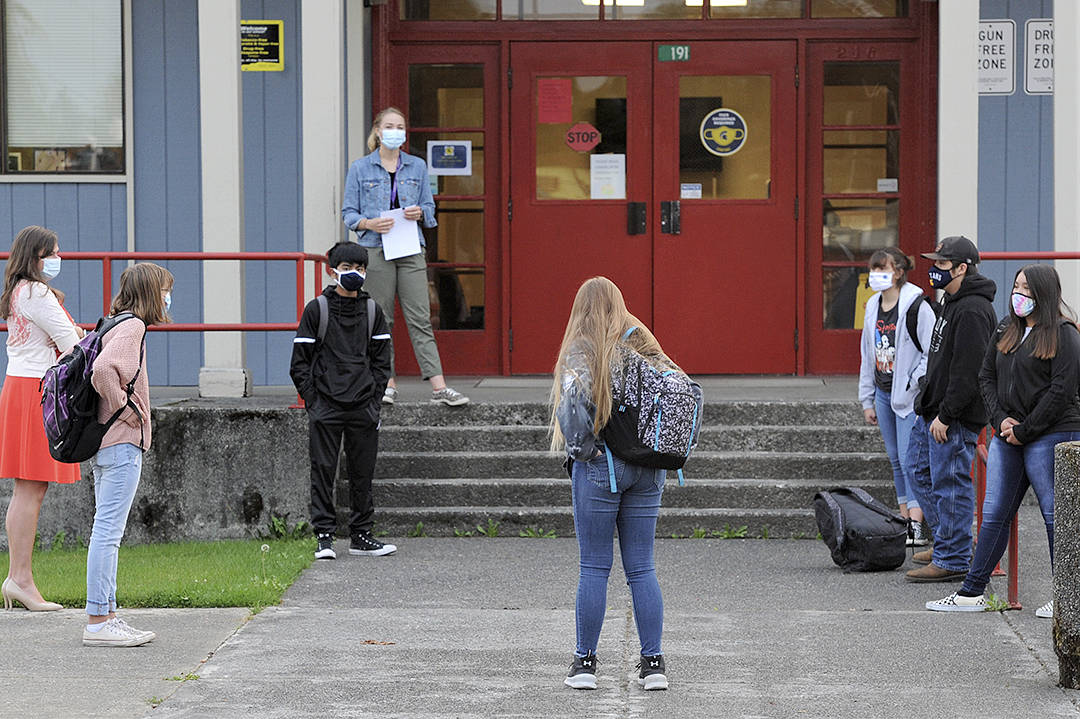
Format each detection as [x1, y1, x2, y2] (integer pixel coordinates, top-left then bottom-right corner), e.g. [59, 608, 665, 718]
[1, 226, 83, 611]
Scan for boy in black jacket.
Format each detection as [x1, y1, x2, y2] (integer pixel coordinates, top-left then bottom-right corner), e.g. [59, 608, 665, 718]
[905, 236, 997, 583]
[290, 242, 394, 560]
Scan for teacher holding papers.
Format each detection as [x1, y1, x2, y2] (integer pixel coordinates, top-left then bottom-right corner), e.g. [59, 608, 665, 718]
[342, 107, 470, 407]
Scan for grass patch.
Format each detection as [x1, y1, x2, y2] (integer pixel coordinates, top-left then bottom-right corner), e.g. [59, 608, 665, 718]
[1, 538, 314, 611]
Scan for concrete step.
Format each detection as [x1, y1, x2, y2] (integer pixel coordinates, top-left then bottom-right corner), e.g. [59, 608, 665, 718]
[379, 400, 865, 428]
[372, 477, 896, 510]
[370, 506, 823, 539]
[373, 450, 892, 481]
[377, 424, 885, 453]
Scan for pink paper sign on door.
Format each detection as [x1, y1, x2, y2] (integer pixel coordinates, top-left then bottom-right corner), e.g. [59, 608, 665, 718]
[537, 78, 573, 124]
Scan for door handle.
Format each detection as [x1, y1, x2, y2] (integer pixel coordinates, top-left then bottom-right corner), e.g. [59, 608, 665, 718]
[627, 202, 646, 235]
[660, 200, 681, 235]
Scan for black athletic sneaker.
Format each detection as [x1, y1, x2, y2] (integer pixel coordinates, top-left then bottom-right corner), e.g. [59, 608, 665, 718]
[637, 654, 668, 691]
[564, 653, 598, 690]
[349, 532, 397, 556]
[314, 533, 336, 560]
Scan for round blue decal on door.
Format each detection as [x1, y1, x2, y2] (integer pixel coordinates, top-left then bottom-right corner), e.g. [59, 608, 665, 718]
[699, 108, 747, 157]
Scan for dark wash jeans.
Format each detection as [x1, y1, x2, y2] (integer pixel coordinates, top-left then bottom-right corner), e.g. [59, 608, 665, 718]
[906, 415, 978, 572]
[571, 452, 665, 658]
[960, 431, 1080, 595]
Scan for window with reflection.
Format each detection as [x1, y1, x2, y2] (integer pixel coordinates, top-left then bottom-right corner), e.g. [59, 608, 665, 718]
[812, 0, 907, 18]
[401, 0, 496, 20]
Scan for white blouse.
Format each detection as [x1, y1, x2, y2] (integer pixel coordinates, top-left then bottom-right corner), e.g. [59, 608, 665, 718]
[5, 281, 80, 378]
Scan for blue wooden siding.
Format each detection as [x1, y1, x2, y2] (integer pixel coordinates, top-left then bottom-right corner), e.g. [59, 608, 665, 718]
[0, 184, 127, 377]
[979, 0, 1055, 318]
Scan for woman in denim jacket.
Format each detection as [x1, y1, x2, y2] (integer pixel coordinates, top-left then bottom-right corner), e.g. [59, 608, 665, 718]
[341, 107, 468, 407]
[550, 276, 676, 692]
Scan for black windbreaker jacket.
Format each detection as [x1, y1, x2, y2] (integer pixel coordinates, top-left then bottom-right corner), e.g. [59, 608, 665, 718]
[914, 272, 998, 431]
[289, 286, 391, 413]
[979, 318, 1080, 444]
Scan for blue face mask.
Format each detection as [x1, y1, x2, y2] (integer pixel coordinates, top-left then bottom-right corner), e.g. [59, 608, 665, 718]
[335, 269, 366, 292]
[41, 256, 61, 280]
[380, 129, 406, 150]
[928, 265, 954, 290]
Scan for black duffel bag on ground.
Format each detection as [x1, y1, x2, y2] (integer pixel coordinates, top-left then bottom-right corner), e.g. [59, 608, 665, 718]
[813, 487, 908, 573]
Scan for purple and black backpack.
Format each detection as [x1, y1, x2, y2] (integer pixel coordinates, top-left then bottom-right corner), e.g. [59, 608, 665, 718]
[40, 313, 145, 463]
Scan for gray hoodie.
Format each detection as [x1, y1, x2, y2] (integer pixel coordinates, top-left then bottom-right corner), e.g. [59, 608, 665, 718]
[858, 281, 935, 418]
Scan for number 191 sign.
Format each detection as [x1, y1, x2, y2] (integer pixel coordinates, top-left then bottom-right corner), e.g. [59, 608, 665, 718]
[658, 45, 690, 63]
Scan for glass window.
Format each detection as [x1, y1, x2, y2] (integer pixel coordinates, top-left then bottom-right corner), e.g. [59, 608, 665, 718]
[823, 130, 898, 193]
[503, 0, 599, 20]
[426, 200, 485, 329]
[4, 0, 124, 173]
[678, 75, 771, 200]
[401, 0, 496, 20]
[812, 0, 906, 18]
[606, 0, 701, 20]
[823, 198, 898, 262]
[823, 62, 899, 126]
[535, 76, 627, 201]
[408, 65, 484, 127]
[708, 0, 803, 19]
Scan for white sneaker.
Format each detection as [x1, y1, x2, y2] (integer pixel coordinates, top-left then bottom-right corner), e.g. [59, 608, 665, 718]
[83, 617, 154, 647]
[1036, 600, 1054, 619]
[382, 386, 397, 405]
[431, 387, 470, 406]
[925, 592, 988, 613]
[113, 616, 156, 642]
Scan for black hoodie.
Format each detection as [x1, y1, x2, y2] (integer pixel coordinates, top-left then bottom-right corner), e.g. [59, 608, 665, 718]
[289, 285, 391, 417]
[914, 272, 997, 432]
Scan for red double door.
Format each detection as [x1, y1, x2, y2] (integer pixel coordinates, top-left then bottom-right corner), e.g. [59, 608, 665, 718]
[510, 41, 798, 374]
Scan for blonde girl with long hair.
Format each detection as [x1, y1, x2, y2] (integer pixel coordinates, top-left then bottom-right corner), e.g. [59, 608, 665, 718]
[82, 263, 172, 647]
[551, 276, 693, 692]
[1, 226, 83, 612]
[340, 106, 469, 407]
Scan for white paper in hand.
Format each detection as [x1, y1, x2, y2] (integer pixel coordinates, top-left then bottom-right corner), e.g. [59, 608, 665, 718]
[379, 208, 422, 260]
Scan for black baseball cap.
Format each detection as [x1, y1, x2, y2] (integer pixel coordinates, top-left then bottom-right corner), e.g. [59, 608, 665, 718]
[922, 235, 979, 265]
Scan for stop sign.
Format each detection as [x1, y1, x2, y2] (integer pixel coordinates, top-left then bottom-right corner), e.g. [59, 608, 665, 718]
[565, 122, 601, 152]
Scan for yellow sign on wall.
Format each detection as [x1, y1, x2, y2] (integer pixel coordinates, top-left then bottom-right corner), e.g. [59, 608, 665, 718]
[241, 21, 283, 72]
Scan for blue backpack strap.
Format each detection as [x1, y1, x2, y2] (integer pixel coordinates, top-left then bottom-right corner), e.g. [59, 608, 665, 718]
[622, 326, 637, 340]
[603, 445, 617, 493]
[676, 468, 685, 486]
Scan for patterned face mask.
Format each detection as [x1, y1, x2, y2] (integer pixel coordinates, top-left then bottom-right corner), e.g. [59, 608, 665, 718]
[1011, 292, 1036, 318]
[868, 271, 894, 292]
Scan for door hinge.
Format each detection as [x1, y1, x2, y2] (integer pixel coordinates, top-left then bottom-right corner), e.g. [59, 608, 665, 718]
[509, 328, 514, 351]
[794, 195, 799, 220]
[508, 67, 513, 89]
[794, 327, 799, 352]
[507, 198, 513, 222]
[795, 64, 800, 88]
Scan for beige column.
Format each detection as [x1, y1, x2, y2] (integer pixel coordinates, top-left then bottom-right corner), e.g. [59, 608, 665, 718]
[938, 0, 980, 243]
[302, 0, 347, 299]
[197, 0, 251, 397]
[1055, 9, 1080, 308]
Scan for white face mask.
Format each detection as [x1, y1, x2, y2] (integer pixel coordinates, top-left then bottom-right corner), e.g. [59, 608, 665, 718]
[380, 128, 406, 150]
[41, 257, 61, 280]
[868, 271, 894, 292]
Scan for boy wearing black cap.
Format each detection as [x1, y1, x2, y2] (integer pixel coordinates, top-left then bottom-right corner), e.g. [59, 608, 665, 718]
[290, 242, 394, 560]
[905, 236, 997, 582]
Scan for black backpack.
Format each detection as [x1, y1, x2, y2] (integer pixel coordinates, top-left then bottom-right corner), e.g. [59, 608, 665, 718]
[813, 487, 908, 572]
[905, 295, 936, 353]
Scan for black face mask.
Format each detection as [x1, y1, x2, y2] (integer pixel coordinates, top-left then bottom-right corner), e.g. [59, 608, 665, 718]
[928, 265, 954, 289]
[335, 269, 366, 292]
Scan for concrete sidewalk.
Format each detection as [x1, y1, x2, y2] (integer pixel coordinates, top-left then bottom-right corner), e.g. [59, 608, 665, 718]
[5, 506, 1077, 718]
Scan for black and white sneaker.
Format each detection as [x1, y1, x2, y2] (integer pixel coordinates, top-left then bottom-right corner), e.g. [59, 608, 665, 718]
[637, 654, 668, 691]
[314, 533, 336, 560]
[349, 532, 397, 556]
[564, 653, 598, 689]
[907, 520, 929, 547]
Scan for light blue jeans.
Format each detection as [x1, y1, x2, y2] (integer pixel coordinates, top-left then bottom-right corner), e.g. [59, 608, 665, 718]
[86, 443, 143, 615]
[874, 387, 919, 510]
[571, 451, 665, 657]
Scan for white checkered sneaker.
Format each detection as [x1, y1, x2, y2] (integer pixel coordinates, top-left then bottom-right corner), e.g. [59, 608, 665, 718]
[925, 592, 988, 613]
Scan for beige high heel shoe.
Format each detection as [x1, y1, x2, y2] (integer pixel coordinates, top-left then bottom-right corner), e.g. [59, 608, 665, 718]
[2, 577, 62, 611]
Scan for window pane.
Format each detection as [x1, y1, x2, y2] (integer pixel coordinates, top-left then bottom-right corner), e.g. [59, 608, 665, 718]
[823, 198, 899, 262]
[823, 62, 899, 125]
[426, 200, 484, 329]
[409, 65, 484, 128]
[708, 0, 803, 19]
[401, 0, 496, 20]
[535, 76, 626, 200]
[823, 130, 898, 193]
[503, 0, 598, 20]
[812, 0, 906, 18]
[823, 266, 864, 329]
[679, 75, 771, 200]
[607, 1, 701, 20]
[5, 0, 123, 173]
[409, 132, 485, 196]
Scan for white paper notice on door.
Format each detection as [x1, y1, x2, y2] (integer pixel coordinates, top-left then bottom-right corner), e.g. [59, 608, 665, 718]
[590, 154, 626, 200]
[379, 208, 422, 260]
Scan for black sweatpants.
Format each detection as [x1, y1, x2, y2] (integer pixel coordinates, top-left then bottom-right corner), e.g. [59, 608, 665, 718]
[308, 402, 380, 537]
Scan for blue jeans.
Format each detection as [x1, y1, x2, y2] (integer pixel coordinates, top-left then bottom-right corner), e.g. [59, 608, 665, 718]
[86, 443, 143, 615]
[874, 388, 919, 510]
[571, 452, 665, 657]
[961, 431, 1080, 595]
[906, 415, 978, 572]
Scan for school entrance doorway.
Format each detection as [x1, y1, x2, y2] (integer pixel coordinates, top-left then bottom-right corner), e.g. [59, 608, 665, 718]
[509, 41, 798, 375]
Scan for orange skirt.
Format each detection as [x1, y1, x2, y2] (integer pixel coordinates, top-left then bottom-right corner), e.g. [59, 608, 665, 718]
[0, 375, 81, 483]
